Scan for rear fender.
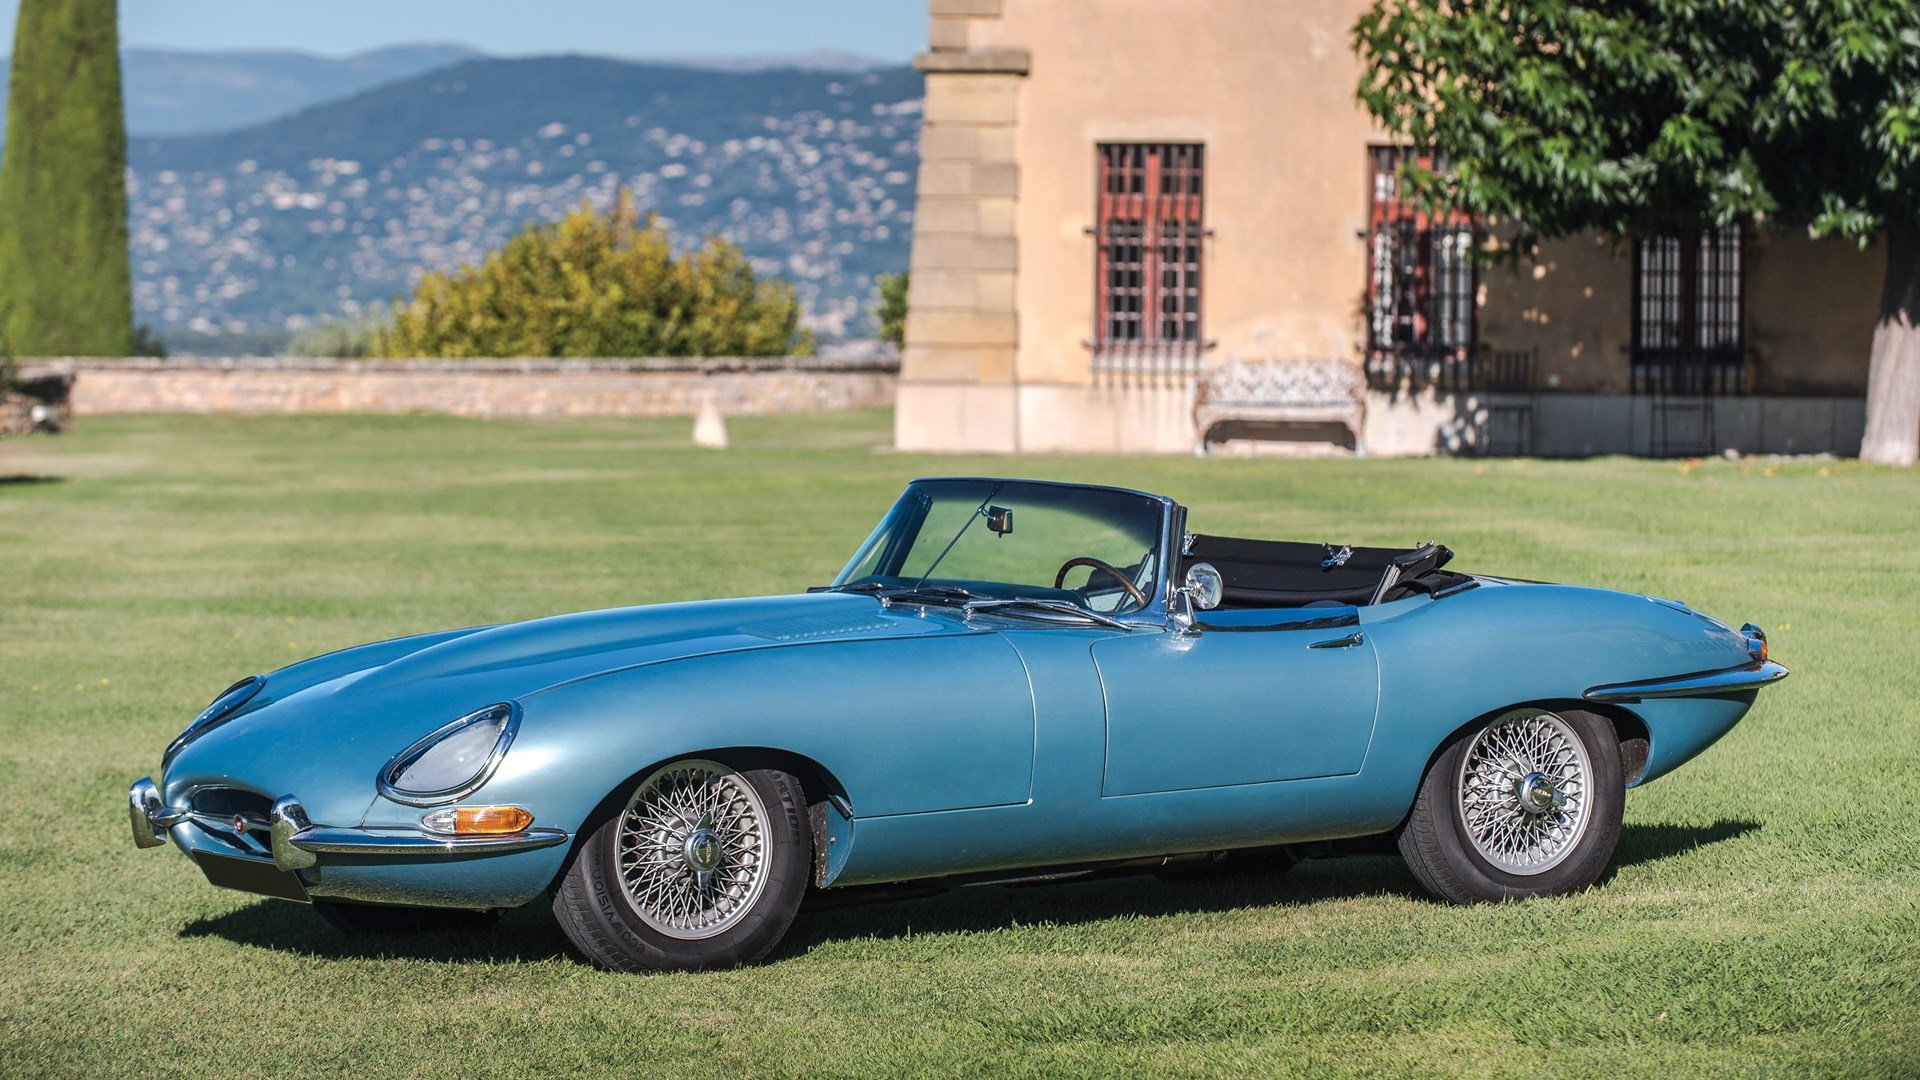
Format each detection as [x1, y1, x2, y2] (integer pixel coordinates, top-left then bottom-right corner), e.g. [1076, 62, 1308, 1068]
[1358, 583, 1755, 815]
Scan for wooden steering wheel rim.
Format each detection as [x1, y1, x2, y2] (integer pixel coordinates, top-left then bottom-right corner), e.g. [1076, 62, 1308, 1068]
[1053, 556, 1148, 606]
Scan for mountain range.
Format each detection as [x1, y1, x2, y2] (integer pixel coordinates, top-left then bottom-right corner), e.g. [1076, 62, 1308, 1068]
[1, 44, 895, 137]
[0, 46, 918, 350]
[2, 45, 481, 137]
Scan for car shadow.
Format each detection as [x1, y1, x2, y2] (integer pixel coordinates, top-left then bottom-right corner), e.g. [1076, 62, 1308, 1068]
[178, 819, 1759, 966]
[1608, 817, 1760, 872]
[179, 897, 576, 965]
[782, 816, 1760, 954]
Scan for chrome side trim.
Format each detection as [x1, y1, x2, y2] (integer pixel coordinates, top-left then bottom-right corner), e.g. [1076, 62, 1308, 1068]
[267, 794, 565, 861]
[1584, 660, 1789, 704]
[287, 825, 570, 857]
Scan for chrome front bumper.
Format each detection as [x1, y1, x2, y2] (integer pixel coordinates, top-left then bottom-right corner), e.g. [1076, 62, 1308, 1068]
[129, 778, 569, 872]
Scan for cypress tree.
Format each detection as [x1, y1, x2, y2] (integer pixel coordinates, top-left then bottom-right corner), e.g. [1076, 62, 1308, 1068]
[0, 0, 132, 356]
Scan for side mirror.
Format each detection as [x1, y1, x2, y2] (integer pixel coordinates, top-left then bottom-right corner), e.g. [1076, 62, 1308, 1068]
[1169, 561, 1223, 631]
[1183, 562, 1223, 610]
[986, 505, 1014, 536]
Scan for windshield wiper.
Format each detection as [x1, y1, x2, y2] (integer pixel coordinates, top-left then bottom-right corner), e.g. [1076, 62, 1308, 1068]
[963, 597, 1134, 630]
[833, 583, 979, 607]
[888, 585, 977, 607]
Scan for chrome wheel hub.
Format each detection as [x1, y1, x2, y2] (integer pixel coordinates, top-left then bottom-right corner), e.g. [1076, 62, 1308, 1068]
[1455, 710, 1593, 876]
[615, 760, 769, 939]
[1515, 772, 1567, 814]
[682, 825, 722, 886]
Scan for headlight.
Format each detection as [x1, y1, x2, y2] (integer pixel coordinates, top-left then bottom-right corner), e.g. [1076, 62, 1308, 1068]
[163, 674, 266, 768]
[378, 702, 519, 805]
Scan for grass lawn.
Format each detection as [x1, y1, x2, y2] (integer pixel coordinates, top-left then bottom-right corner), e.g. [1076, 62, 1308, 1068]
[2, 410, 1917, 1077]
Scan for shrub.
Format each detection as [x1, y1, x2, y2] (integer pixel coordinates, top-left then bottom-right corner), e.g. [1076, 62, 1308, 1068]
[377, 192, 807, 358]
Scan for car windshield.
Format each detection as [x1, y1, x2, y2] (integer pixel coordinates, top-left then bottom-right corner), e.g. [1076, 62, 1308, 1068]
[833, 480, 1166, 615]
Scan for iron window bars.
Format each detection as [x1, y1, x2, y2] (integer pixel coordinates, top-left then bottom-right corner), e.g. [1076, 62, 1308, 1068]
[1631, 224, 1747, 396]
[1091, 143, 1206, 379]
[1364, 146, 1478, 389]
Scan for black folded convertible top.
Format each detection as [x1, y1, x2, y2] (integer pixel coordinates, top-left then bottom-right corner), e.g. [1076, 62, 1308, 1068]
[1180, 535, 1464, 608]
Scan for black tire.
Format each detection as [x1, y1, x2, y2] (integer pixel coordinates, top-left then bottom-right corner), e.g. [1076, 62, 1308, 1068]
[551, 761, 811, 973]
[313, 900, 502, 936]
[1398, 707, 1624, 904]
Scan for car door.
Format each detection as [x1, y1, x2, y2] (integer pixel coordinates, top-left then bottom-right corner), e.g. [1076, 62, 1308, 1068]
[1090, 607, 1381, 796]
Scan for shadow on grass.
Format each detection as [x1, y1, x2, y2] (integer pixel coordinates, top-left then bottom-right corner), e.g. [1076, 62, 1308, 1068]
[180, 898, 576, 965]
[178, 819, 1758, 966]
[1609, 818, 1760, 871]
[0, 474, 64, 486]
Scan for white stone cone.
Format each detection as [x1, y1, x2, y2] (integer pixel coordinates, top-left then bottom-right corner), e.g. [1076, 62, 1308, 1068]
[692, 394, 729, 449]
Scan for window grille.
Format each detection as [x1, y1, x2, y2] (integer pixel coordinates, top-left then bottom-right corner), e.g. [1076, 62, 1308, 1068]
[1632, 225, 1746, 395]
[1093, 143, 1205, 377]
[1366, 146, 1478, 371]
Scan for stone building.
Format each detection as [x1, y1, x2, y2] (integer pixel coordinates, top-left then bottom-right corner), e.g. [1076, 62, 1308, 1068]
[895, 0, 1879, 456]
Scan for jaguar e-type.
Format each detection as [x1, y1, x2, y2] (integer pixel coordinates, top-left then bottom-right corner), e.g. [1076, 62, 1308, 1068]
[130, 477, 1786, 971]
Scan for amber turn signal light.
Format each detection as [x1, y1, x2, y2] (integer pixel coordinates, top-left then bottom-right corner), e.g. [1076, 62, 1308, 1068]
[422, 805, 534, 836]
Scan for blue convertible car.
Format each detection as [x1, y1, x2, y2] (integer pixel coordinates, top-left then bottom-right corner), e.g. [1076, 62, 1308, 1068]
[130, 477, 1786, 971]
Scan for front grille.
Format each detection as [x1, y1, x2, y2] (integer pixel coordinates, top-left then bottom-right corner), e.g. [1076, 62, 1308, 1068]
[186, 787, 275, 856]
[189, 787, 273, 820]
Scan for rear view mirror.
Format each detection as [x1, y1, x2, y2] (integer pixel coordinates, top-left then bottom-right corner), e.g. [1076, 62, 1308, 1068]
[1183, 562, 1224, 611]
[986, 505, 1014, 536]
[1169, 561, 1224, 634]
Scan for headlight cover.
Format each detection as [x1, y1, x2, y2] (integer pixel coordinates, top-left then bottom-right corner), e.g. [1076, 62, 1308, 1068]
[163, 674, 267, 769]
[378, 702, 520, 806]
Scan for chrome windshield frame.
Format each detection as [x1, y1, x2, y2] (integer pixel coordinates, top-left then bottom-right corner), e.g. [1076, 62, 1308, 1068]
[833, 477, 1179, 625]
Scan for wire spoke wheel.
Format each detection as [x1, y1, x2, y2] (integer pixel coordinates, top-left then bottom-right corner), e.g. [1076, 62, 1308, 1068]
[614, 759, 771, 940]
[1454, 709, 1595, 876]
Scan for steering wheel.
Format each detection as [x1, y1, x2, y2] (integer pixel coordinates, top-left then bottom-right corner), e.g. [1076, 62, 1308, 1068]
[1053, 557, 1148, 607]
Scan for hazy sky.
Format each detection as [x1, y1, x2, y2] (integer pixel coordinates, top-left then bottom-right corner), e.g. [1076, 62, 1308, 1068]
[0, 1, 925, 61]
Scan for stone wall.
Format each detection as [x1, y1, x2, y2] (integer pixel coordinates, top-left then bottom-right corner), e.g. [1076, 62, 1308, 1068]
[1363, 389, 1866, 458]
[34, 356, 898, 419]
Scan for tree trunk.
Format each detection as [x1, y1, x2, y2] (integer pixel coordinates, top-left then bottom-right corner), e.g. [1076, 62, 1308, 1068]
[1861, 219, 1920, 466]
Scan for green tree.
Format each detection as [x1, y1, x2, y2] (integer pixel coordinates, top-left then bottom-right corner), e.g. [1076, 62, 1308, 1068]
[1355, 1, 1920, 465]
[378, 192, 808, 358]
[874, 271, 908, 350]
[0, 0, 133, 356]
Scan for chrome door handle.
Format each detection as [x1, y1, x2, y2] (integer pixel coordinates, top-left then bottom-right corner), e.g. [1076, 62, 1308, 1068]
[1309, 631, 1365, 649]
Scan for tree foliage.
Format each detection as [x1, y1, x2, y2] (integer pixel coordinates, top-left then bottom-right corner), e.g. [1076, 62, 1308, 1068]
[874, 271, 908, 350]
[0, 0, 134, 356]
[1354, 0, 1920, 243]
[378, 192, 808, 358]
[1354, 0, 1920, 463]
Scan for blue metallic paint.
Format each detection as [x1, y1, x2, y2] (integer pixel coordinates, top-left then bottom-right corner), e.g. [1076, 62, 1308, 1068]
[143, 483, 1780, 911]
[1093, 608, 1381, 794]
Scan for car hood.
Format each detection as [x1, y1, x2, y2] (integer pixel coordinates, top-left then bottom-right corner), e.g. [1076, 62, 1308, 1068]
[159, 592, 965, 817]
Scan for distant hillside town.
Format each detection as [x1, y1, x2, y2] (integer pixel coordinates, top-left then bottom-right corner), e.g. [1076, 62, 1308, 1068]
[57, 50, 922, 353]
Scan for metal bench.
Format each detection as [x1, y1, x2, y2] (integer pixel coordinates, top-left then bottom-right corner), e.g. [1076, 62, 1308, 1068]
[1193, 359, 1366, 456]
